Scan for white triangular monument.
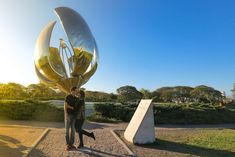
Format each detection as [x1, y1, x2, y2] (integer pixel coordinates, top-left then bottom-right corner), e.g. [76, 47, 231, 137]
[124, 99, 155, 144]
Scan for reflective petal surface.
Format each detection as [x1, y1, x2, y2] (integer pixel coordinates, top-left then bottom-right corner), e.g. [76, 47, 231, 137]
[34, 7, 99, 93]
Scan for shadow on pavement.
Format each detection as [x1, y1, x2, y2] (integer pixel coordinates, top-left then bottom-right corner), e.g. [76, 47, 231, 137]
[84, 122, 109, 130]
[0, 135, 29, 157]
[78, 147, 128, 157]
[28, 148, 49, 157]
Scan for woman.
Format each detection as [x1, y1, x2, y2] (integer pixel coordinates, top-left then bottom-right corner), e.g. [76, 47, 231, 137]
[75, 90, 95, 148]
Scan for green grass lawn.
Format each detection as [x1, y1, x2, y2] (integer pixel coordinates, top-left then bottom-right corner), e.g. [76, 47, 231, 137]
[155, 128, 235, 157]
[118, 128, 235, 157]
[187, 129, 235, 150]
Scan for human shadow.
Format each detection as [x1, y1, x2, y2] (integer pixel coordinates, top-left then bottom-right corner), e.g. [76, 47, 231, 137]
[83, 122, 109, 130]
[0, 135, 21, 145]
[0, 135, 29, 157]
[27, 148, 48, 157]
[138, 138, 235, 157]
[76, 147, 129, 157]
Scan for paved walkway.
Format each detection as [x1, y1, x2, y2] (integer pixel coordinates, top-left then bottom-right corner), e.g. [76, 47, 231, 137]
[1, 120, 234, 157]
[28, 122, 130, 157]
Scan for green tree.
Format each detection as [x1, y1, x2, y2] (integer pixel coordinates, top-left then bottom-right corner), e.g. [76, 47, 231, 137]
[172, 86, 193, 103]
[0, 82, 28, 99]
[154, 87, 174, 102]
[27, 83, 57, 99]
[190, 85, 222, 103]
[116, 85, 143, 102]
[110, 93, 118, 100]
[85, 91, 116, 102]
[151, 90, 161, 102]
[139, 88, 152, 99]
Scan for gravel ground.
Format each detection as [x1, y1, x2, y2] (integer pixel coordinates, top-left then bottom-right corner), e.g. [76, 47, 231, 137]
[29, 122, 130, 157]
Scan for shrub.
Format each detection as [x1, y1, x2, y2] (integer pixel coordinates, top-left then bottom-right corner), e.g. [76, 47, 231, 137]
[93, 103, 136, 122]
[32, 102, 64, 121]
[0, 100, 64, 121]
[93, 102, 235, 124]
[94, 103, 115, 117]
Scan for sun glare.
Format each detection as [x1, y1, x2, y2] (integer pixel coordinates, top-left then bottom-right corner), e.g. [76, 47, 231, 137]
[0, 47, 38, 86]
[0, 49, 15, 83]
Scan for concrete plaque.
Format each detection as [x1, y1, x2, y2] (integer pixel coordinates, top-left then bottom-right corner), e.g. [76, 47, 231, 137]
[124, 99, 155, 144]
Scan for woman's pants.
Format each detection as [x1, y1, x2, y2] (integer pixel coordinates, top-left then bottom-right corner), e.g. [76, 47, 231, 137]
[75, 118, 92, 145]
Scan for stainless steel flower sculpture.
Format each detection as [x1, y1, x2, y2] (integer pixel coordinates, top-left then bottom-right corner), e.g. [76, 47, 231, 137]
[34, 7, 98, 93]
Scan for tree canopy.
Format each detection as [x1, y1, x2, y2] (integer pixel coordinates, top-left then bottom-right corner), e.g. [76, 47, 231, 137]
[0, 82, 28, 99]
[116, 85, 143, 102]
[0, 82, 225, 104]
[151, 85, 223, 104]
[190, 85, 223, 103]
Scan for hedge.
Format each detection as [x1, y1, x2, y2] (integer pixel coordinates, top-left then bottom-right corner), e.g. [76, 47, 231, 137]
[0, 100, 64, 121]
[93, 102, 235, 124]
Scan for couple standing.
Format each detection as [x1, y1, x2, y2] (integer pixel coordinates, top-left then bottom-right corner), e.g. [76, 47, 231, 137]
[64, 86, 95, 151]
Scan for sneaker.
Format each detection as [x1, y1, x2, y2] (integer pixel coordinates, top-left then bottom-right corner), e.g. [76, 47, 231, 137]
[91, 132, 96, 140]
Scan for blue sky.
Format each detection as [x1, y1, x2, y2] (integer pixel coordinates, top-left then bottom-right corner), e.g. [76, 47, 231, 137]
[0, 0, 235, 95]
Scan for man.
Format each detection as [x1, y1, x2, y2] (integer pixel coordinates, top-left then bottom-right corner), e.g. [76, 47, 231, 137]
[64, 86, 77, 151]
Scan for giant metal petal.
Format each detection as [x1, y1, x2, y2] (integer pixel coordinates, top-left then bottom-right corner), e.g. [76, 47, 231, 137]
[34, 7, 99, 93]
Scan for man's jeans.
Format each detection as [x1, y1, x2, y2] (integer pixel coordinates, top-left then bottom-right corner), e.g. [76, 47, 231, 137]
[65, 114, 76, 145]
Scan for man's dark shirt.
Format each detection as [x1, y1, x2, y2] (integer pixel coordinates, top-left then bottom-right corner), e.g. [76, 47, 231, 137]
[65, 94, 77, 115]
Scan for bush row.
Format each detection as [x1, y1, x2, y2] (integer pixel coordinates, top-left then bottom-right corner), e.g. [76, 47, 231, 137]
[94, 103, 136, 122]
[93, 102, 235, 124]
[0, 100, 64, 121]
